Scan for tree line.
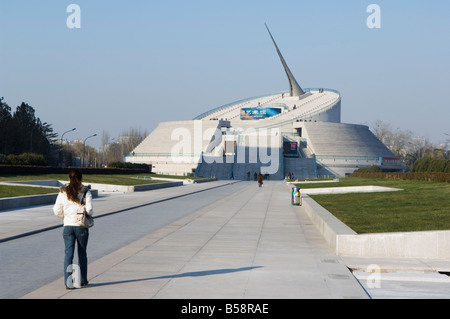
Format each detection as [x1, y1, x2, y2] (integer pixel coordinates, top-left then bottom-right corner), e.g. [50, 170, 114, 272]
[1, 97, 448, 171]
[0, 97, 147, 167]
[0, 97, 57, 162]
[370, 120, 449, 172]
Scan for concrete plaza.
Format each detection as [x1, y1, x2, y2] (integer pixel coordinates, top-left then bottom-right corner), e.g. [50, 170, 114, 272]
[1, 180, 449, 299]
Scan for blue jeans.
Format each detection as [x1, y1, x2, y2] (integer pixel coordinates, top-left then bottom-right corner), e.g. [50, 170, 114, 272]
[63, 226, 89, 287]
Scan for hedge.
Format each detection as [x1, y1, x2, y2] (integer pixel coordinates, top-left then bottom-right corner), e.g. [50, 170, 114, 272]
[353, 165, 382, 173]
[0, 165, 150, 176]
[0, 153, 47, 166]
[107, 161, 151, 171]
[412, 158, 450, 173]
[350, 172, 450, 183]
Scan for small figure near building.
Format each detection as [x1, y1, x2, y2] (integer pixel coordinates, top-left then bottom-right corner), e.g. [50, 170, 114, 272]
[257, 173, 263, 187]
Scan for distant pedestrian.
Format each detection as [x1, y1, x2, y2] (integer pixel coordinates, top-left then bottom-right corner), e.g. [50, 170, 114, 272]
[257, 173, 263, 187]
[53, 169, 94, 289]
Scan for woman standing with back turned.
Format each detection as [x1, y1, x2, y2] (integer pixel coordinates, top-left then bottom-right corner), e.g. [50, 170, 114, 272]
[53, 169, 94, 289]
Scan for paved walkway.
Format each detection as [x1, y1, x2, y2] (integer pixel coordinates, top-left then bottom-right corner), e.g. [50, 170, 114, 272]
[10, 180, 367, 299]
[2, 180, 449, 299]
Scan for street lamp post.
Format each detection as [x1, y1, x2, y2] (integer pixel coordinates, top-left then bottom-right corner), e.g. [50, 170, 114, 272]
[59, 128, 76, 167]
[444, 133, 449, 154]
[83, 134, 97, 167]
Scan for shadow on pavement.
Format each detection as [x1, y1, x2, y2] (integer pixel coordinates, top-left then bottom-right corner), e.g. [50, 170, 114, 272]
[87, 266, 263, 288]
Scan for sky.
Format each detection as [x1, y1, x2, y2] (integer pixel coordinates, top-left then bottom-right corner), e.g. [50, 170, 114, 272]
[1, 0, 449, 150]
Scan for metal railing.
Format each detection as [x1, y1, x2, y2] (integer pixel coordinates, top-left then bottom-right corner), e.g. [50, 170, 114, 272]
[259, 88, 341, 129]
[192, 92, 284, 120]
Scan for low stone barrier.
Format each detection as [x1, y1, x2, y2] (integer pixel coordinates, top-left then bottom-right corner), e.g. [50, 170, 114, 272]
[0, 193, 59, 211]
[86, 181, 183, 192]
[0, 189, 100, 211]
[302, 194, 450, 260]
[0, 180, 182, 210]
[337, 230, 450, 259]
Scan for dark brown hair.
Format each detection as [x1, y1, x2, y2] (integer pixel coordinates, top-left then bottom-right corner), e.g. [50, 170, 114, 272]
[65, 169, 83, 203]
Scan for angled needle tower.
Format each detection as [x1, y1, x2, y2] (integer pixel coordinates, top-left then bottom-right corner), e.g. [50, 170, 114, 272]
[265, 23, 305, 97]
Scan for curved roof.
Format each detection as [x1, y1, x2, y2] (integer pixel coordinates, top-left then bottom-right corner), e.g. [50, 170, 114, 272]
[194, 88, 340, 126]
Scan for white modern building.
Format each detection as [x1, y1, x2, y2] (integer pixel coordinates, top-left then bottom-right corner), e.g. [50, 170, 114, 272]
[125, 26, 402, 179]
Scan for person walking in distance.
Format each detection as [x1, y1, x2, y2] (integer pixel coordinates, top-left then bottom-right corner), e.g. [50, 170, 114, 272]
[53, 169, 94, 289]
[257, 172, 264, 187]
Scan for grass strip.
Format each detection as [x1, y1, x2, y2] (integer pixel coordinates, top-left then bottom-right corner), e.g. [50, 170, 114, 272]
[0, 173, 196, 198]
[295, 177, 450, 233]
[0, 185, 58, 198]
[0, 173, 198, 186]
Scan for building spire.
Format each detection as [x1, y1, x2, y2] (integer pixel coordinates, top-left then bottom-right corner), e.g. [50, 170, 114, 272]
[265, 23, 305, 97]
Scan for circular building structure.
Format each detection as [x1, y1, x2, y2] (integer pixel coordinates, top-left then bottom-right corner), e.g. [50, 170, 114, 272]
[125, 26, 402, 179]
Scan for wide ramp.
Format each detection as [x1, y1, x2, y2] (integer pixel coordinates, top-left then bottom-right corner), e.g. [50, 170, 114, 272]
[23, 181, 369, 299]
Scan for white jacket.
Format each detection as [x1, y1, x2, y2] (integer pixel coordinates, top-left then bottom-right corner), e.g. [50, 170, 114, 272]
[53, 186, 94, 226]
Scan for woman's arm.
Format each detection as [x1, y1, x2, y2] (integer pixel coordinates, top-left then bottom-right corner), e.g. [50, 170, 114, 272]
[84, 190, 94, 216]
[53, 192, 64, 218]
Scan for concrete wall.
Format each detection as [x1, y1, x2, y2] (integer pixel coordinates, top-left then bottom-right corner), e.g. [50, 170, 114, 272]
[85, 181, 182, 193]
[0, 193, 59, 211]
[0, 181, 181, 211]
[302, 194, 450, 260]
[301, 122, 394, 158]
[0, 189, 99, 211]
[337, 231, 450, 259]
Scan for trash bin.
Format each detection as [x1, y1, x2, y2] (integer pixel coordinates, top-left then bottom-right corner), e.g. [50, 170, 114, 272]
[291, 187, 301, 206]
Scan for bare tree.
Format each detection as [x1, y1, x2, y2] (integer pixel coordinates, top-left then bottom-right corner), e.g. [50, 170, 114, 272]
[120, 127, 148, 153]
[97, 128, 148, 165]
[101, 130, 110, 149]
[370, 120, 414, 157]
[369, 120, 441, 171]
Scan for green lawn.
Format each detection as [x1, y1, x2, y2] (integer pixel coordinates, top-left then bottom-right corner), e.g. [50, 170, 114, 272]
[0, 173, 197, 198]
[295, 177, 450, 234]
[0, 184, 59, 198]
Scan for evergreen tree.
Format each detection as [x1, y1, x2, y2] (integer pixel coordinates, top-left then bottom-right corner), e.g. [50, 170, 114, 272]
[0, 97, 13, 154]
[0, 98, 57, 162]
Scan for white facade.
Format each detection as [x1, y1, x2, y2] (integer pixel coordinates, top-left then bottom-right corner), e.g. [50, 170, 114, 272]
[125, 27, 401, 178]
[125, 88, 401, 178]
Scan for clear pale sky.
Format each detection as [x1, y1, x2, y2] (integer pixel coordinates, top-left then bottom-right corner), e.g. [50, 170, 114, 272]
[1, 0, 449, 149]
